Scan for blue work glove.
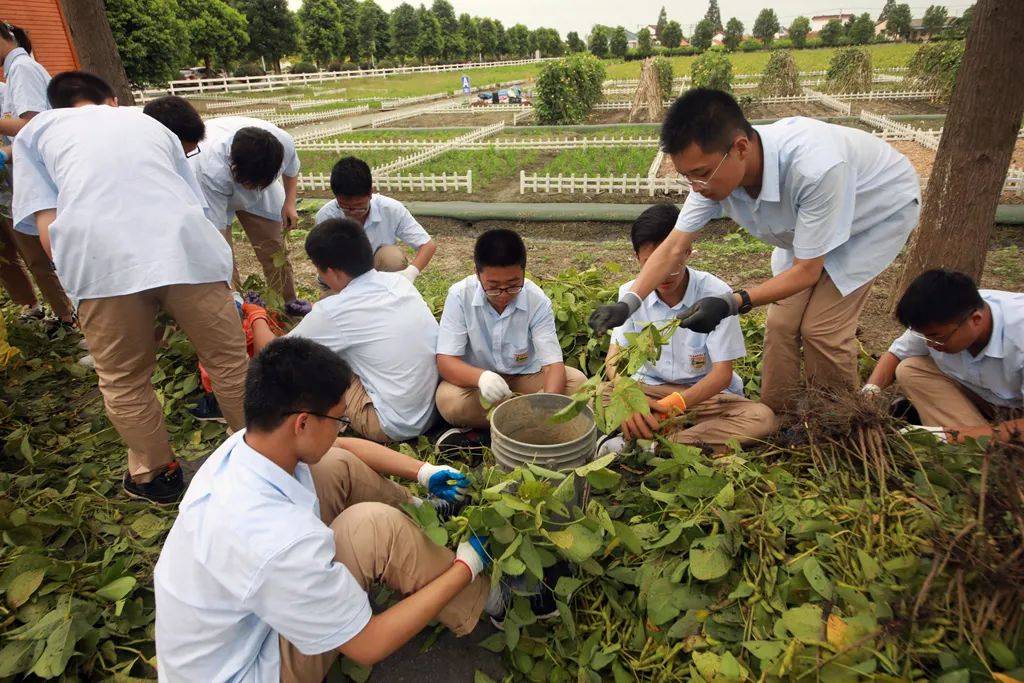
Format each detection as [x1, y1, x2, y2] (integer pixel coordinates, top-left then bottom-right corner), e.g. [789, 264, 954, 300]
[455, 535, 490, 579]
[0, 150, 7, 172]
[676, 294, 739, 334]
[417, 463, 470, 502]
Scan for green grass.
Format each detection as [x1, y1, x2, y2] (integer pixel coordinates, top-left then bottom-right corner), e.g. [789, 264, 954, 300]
[603, 43, 920, 79]
[322, 63, 542, 101]
[497, 125, 658, 139]
[538, 146, 656, 177]
[298, 149, 416, 174]
[324, 129, 468, 142]
[410, 149, 540, 189]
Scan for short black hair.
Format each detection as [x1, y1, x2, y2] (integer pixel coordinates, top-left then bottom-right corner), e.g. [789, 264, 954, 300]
[631, 203, 680, 253]
[244, 337, 353, 432]
[474, 229, 527, 271]
[143, 96, 205, 144]
[305, 218, 373, 278]
[0, 22, 32, 53]
[660, 88, 755, 155]
[47, 71, 115, 109]
[230, 127, 284, 189]
[330, 156, 373, 197]
[895, 269, 985, 329]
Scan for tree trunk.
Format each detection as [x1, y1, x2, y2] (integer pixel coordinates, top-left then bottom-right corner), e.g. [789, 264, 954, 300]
[58, 0, 135, 105]
[892, 0, 1024, 302]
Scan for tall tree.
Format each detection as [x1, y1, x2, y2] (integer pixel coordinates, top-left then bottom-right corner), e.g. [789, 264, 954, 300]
[507, 24, 531, 58]
[335, 0, 359, 62]
[893, 0, 1024, 294]
[476, 18, 499, 58]
[532, 28, 563, 57]
[820, 18, 845, 46]
[722, 17, 744, 50]
[946, 5, 975, 39]
[923, 5, 950, 37]
[299, 0, 343, 66]
[655, 7, 668, 41]
[850, 12, 876, 44]
[180, 0, 249, 72]
[431, 0, 458, 58]
[609, 26, 629, 58]
[414, 9, 442, 63]
[357, 0, 390, 64]
[104, 0, 189, 87]
[62, 0, 137, 102]
[788, 16, 811, 48]
[495, 20, 508, 58]
[388, 2, 419, 63]
[588, 26, 609, 57]
[752, 8, 780, 45]
[235, 0, 297, 72]
[566, 31, 585, 53]
[886, 3, 913, 40]
[878, 0, 897, 22]
[637, 28, 653, 56]
[691, 19, 715, 51]
[704, 0, 724, 32]
[661, 20, 682, 49]
[457, 13, 479, 59]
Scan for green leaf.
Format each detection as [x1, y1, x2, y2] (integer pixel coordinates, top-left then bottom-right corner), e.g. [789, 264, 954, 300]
[801, 557, 834, 600]
[611, 521, 643, 555]
[742, 640, 787, 662]
[95, 576, 137, 602]
[780, 604, 823, 641]
[714, 481, 736, 508]
[554, 576, 584, 598]
[545, 524, 603, 563]
[425, 526, 448, 546]
[6, 568, 46, 609]
[678, 475, 727, 498]
[574, 453, 616, 476]
[130, 513, 169, 539]
[0, 640, 36, 677]
[518, 537, 544, 580]
[31, 612, 78, 678]
[474, 671, 498, 683]
[339, 657, 372, 683]
[984, 636, 1018, 670]
[689, 535, 733, 581]
[478, 633, 505, 653]
[857, 549, 880, 581]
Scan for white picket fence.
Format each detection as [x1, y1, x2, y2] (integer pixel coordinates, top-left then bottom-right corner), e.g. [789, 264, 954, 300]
[804, 88, 852, 116]
[461, 103, 533, 112]
[838, 89, 938, 101]
[206, 97, 288, 110]
[520, 170, 688, 195]
[375, 121, 505, 173]
[298, 139, 442, 151]
[291, 122, 355, 143]
[207, 108, 276, 120]
[298, 170, 472, 193]
[512, 109, 536, 124]
[297, 134, 658, 152]
[1005, 167, 1024, 195]
[265, 108, 369, 127]
[370, 99, 466, 128]
[289, 98, 367, 111]
[380, 92, 449, 110]
[859, 110, 941, 150]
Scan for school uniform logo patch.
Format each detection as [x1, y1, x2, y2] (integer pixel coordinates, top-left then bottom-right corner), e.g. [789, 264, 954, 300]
[689, 352, 707, 371]
[513, 350, 530, 363]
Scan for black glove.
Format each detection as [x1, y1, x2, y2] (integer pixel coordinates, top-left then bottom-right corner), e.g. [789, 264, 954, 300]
[589, 302, 632, 335]
[676, 294, 738, 334]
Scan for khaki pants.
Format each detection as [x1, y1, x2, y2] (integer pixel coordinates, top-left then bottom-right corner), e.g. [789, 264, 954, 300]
[895, 355, 997, 428]
[221, 210, 296, 301]
[436, 366, 588, 430]
[342, 375, 389, 443]
[0, 218, 35, 307]
[374, 245, 408, 272]
[761, 271, 874, 414]
[0, 219, 73, 320]
[638, 382, 776, 449]
[76, 282, 248, 483]
[279, 448, 489, 682]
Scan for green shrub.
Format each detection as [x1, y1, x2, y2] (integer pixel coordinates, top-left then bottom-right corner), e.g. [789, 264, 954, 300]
[290, 61, 318, 74]
[773, 37, 793, 49]
[904, 40, 964, 102]
[758, 50, 801, 97]
[233, 63, 265, 78]
[376, 58, 399, 69]
[691, 50, 733, 91]
[826, 47, 872, 93]
[740, 38, 762, 52]
[535, 53, 606, 125]
[651, 56, 674, 101]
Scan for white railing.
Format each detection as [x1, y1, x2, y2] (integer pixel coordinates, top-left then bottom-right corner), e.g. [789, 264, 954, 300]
[298, 139, 440, 150]
[838, 89, 938, 101]
[380, 92, 450, 110]
[298, 170, 472, 193]
[512, 109, 535, 124]
[296, 134, 657, 152]
[520, 170, 688, 195]
[207, 108, 276, 120]
[860, 110, 941, 150]
[375, 121, 505, 173]
[291, 122, 355, 143]
[1004, 167, 1024, 195]
[369, 97, 467, 127]
[463, 103, 532, 112]
[594, 101, 641, 110]
[265, 107, 369, 127]
[804, 88, 852, 116]
[206, 97, 289, 110]
[289, 97, 364, 110]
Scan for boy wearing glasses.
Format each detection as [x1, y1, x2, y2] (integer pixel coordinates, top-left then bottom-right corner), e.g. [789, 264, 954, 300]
[863, 269, 1024, 443]
[315, 156, 436, 282]
[249, 218, 440, 443]
[599, 204, 776, 455]
[434, 229, 586, 447]
[590, 89, 921, 414]
[12, 72, 248, 504]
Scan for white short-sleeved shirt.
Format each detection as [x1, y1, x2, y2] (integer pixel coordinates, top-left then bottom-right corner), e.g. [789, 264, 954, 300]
[611, 269, 746, 393]
[316, 194, 431, 253]
[12, 105, 232, 305]
[888, 290, 1024, 409]
[675, 117, 921, 296]
[190, 116, 300, 228]
[287, 270, 440, 439]
[2, 47, 51, 233]
[436, 275, 563, 375]
[155, 431, 371, 683]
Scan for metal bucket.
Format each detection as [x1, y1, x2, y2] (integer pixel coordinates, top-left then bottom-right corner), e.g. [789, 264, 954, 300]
[490, 393, 597, 473]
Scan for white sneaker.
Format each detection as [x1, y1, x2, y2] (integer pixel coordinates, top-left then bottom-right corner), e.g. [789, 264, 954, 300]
[596, 434, 626, 456]
[77, 337, 90, 351]
[77, 354, 95, 369]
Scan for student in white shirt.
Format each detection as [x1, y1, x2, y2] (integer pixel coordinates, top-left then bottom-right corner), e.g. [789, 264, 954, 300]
[0, 22, 73, 324]
[600, 204, 776, 454]
[247, 218, 441, 442]
[590, 89, 921, 414]
[315, 156, 436, 281]
[155, 337, 554, 682]
[188, 113, 310, 317]
[435, 229, 587, 447]
[12, 72, 249, 505]
[864, 269, 1024, 443]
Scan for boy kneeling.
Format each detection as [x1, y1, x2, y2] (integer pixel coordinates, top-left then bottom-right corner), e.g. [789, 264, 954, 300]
[155, 338, 513, 681]
[601, 205, 776, 454]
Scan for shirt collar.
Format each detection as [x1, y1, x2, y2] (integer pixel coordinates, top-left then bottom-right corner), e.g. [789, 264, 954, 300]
[975, 300, 1005, 360]
[364, 195, 382, 226]
[470, 277, 528, 314]
[232, 433, 317, 511]
[646, 268, 695, 312]
[749, 126, 781, 208]
[3, 47, 27, 75]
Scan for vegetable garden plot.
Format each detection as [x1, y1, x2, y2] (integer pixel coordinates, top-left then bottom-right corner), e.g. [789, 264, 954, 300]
[403, 148, 545, 195]
[493, 125, 659, 140]
[298, 148, 416, 175]
[844, 98, 949, 117]
[538, 147, 658, 178]
[739, 100, 836, 120]
[385, 111, 515, 128]
[320, 128, 469, 143]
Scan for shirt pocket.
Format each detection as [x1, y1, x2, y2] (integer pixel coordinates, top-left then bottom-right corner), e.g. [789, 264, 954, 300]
[681, 339, 711, 376]
[501, 322, 532, 367]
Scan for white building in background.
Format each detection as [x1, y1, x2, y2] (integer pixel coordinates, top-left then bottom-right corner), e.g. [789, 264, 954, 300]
[810, 13, 854, 32]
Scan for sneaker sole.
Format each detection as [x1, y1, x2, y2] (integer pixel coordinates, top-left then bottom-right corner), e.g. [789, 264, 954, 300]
[123, 485, 183, 506]
[190, 415, 227, 424]
[489, 608, 559, 631]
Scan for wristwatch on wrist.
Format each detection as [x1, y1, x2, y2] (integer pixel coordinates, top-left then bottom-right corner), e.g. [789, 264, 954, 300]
[735, 289, 753, 314]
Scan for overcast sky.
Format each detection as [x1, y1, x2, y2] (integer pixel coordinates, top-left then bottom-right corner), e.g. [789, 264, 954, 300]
[287, 1, 972, 36]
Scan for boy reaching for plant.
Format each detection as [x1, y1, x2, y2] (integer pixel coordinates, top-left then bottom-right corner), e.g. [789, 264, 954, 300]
[598, 204, 776, 455]
[434, 229, 588, 450]
[155, 337, 552, 682]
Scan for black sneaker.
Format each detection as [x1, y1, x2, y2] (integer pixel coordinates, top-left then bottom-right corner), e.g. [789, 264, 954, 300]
[189, 393, 225, 423]
[123, 461, 185, 505]
[435, 427, 490, 455]
[490, 561, 570, 630]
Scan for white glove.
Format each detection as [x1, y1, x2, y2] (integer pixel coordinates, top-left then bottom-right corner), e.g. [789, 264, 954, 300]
[454, 536, 489, 580]
[898, 424, 948, 443]
[398, 264, 420, 282]
[477, 370, 512, 404]
[416, 463, 469, 501]
[861, 383, 882, 395]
